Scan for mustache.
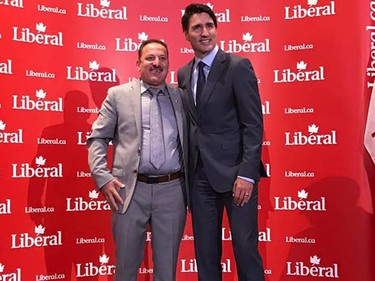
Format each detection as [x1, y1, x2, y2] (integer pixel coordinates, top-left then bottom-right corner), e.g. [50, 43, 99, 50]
[150, 66, 164, 71]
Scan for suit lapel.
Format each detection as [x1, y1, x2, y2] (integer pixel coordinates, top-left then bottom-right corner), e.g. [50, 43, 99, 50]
[199, 50, 227, 116]
[184, 60, 199, 121]
[129, 80, 142, 139]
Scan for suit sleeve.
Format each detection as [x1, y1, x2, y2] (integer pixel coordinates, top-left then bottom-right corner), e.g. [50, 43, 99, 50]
[87, 90, 118, 189]
[233, 58, 264, 181]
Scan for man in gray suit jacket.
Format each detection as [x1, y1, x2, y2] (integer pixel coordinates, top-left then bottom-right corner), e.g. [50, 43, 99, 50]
[178, 4, 266, 281]
[88, 39, 188, 281]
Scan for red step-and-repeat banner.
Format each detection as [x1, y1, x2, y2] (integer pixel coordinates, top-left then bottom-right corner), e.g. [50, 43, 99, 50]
[1, 0, 375, 280]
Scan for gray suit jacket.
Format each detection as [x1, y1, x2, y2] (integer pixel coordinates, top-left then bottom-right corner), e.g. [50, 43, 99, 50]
[87, 79, 188, 213]
[178, 49, 266, 192]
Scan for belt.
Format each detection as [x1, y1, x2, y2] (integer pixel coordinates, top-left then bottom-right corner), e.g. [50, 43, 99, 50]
[137, 171, 184, 184]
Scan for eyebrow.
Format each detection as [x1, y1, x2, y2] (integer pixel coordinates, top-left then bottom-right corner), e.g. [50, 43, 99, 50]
[191, 21, 214, 28]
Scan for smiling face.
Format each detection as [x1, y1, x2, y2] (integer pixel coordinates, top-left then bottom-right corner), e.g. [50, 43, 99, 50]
[185, 12, 217, 59]
[137, 42, 169, 86]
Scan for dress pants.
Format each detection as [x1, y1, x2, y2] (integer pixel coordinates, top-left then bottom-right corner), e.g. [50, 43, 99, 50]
[191, 159, 265, 281]
[112, 178, 186, 281]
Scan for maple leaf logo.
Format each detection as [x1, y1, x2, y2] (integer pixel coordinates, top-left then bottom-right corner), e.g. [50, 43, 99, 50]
[99, 254, 110, 264]
[35, 89, 46, 99]
[89, 190, 99, 200]
[205, 2, 214, 10]
[35, 156, 46, 166]
[310, 255, 321, 265]
[35, 224, 46, 235]
[296, 61, 307, 71]
[0, 263, 4, 272]
[308, 0, 318, 6]
[89, 61, 100, 71]
[36, 22, 46, 33]
[0, 120, 6, 131]
[308, 124, 319, 134]
[242, 32, 253, 42]
[138, 32, 148, 42]
[100, 0, 110, 8]
[297, 189, 308, 200]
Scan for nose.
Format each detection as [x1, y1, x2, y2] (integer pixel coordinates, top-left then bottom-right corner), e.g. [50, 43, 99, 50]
[152, 58, 160, 66]
[201, 27, 209, 36]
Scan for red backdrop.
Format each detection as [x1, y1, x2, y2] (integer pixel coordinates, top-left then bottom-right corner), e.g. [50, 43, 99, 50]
[1, 1, 374, 280]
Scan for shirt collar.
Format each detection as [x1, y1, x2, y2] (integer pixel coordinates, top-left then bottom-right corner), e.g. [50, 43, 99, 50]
[194, 45, 219, 69]
[141, 80, 167, 95]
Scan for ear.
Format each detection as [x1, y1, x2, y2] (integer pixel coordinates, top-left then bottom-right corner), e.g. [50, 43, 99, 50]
[184, 32, 190, 41]
[136, 60, 141, 72]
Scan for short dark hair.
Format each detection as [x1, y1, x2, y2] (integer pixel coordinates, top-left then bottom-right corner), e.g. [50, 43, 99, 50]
[181, 3, 217, 33]
[137, 39, 169, 60]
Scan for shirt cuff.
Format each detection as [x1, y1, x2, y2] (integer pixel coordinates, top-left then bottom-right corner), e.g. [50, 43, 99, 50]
[237, 176, 255, 184]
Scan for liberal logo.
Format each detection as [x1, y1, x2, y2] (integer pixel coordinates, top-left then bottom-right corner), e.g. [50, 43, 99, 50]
[286, 255, 339, 278]
[222, 227, 270, 241]
[12, 156, 63, 178]
[76, 254, 115, 278]
[181, 258, 231, 273]
[77, 41, 106, 50]
[285, 0, 336, 20]
[66, 190, 111, 212]
[11, 225, 62, 249]
[0, 120, 23, 144]
[77, 0, 127, 20]
[241, 15, 271, 22]
[285, 171, 315, 178]
[37, 4, 66, 15]
[13, 89, 63, 111]
[274, 61, 325, 83]
[275, 189, 326, 211]
[116, 31, 149, 52]
[285, 124, 337, 146]
[284, 107, 314, 114]
[66, 60, 117, 82]
[0, 262, 21, 281]
[13, 22, 63, 46]
[220, 32, 270, 54]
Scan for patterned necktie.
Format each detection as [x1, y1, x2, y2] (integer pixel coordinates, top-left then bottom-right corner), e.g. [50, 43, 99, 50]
[196, 61, 206, 108]
[149, 88, 165, 169]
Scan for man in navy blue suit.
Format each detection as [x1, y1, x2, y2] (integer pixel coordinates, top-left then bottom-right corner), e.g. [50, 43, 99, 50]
[178, 3, 267, 281]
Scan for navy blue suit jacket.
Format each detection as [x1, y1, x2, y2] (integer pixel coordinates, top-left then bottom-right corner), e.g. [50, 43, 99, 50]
[178, 49, 267, 193]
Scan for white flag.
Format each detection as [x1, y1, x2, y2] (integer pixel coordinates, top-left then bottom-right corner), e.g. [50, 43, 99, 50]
[364, 86, 375, 164]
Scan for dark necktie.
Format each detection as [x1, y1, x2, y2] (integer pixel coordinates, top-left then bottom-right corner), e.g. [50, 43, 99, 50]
[149, 88, 165, 169]
[196, 61, 206, 108]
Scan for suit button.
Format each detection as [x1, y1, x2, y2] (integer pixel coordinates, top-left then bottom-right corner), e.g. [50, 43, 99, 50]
[137, 148, 141, 154]
[133, 169, 137, 173]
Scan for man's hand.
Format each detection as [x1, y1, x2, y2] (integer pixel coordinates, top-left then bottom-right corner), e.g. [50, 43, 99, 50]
[101, 179, 125, 211]
[233, 178, 253, 206]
